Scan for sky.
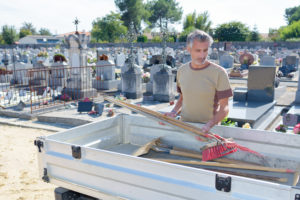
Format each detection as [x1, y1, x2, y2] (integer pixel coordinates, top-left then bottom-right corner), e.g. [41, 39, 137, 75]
[0, 0, 299, 35]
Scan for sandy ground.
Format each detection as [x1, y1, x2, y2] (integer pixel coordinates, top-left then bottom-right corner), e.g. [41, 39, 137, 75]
[0, 125, 56, 200]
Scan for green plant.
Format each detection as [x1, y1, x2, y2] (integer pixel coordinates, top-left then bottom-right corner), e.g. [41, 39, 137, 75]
[53, 53, 66, 62]
[275, 124, 287, 133]
[221, 117, 236, 127]
[137, 35, 148, 43]
[37, 51, 48, 57]
[151, 35, 162, 43]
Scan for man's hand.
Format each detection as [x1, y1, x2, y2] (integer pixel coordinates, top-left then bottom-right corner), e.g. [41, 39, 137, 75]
[201, 121, 214, 134]
[164, 111, 177, 118]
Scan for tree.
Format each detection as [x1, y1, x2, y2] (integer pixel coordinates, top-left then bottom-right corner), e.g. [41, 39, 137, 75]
[285, 5, 300, 25]
[279, 20, 300, 40]
[91, 12, 127, 43]
[39, 28, 52, 36]
[137, 35, 148, 42]
[268, 28, 280, 41]
[247, 26, 260, 41]
[183, 11, 212, 33]
[21, 22, 36, 35]
[19, 29, 31, 39]
[178, 26, 196, 42]
[146, 0, 183, 28]
[115, 0, 149, 33]
[214, 21, 250, 41]
[0, 35, 4, 44]
[1, 25, 18, 44]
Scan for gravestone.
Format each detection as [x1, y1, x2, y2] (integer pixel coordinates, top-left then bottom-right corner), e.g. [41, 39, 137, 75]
[152, 65, 175, 102]
[21, 54, 30, 63]
[219, 54, 234, 68]
[283, 70, 300, 126]
[92, 49, 120, 90]
[247, 65, 276, 102]
[209, 48, 218, 60]
[229, 65, 277, 128]
[283, 55, 299, 70]
[49, 57, 69, 88]
[146, 64, 162, 94]
[280, 55, 299, 76]
[116, 52, 126, 68]
[29, 52, 50, 88]
[121, 22, 143, 99]
[182, 52, 191, 64]
[260, 55, 275, 66]
[121, 64, 143, 99]
[149, 55, 175, 68]
[294, 67, 300, 104]
[136, 51, 144, 66]
[63, 33, 96, 99]
[13, 62, 32, 85]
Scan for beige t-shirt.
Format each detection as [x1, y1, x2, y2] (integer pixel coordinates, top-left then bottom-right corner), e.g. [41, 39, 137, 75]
[177, 62, 232, 123]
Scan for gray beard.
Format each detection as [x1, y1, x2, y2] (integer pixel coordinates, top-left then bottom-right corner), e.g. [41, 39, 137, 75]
[194, 58, 207, 66]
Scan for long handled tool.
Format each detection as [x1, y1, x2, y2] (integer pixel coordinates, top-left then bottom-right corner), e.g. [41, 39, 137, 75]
[132, 137, 261, 166]
[132, 137, 161, 157]
[208, 169, 288, 183]
[153, 158, 295, 173]
[151, 145, 262, 166]
[104, 96, 262, 161]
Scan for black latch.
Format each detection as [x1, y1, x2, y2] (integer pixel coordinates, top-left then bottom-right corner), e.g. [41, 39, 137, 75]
[34, 139, 44, 152]
[295, 194, 300, 200]
[71, 146, 81, 159]
[42, 168, 49, 183]
[216, 174, 231, 192]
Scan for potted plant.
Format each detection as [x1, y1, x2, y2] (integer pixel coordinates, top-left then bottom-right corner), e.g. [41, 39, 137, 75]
[53, 54, 67, 63]
[37, 51, 48, 63]
[142, 72, 150, 83]
[275, 124, 287, 133]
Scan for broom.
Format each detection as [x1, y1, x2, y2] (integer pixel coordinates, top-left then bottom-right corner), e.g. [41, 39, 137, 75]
[104, 96, 263, 162]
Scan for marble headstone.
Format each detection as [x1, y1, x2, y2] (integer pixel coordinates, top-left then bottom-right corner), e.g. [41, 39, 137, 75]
[219, 54, 234, 68]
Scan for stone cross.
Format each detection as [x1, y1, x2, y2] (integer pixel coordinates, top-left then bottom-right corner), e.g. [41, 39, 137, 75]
[73, 17, 80, 33]
[126, 22, 137, 68]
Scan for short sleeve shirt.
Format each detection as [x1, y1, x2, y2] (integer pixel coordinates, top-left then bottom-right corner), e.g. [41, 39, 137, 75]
[177, 62, 232, 123]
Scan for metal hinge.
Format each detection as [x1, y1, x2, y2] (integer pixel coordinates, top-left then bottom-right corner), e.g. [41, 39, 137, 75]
[42, 168, 50, 183]
[215, 174, 231, 192]
[71, 145, 81, 159]
[34, 139, 44, 152]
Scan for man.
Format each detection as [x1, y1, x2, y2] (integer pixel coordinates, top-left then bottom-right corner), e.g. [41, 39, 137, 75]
[165, 30, 232, 133]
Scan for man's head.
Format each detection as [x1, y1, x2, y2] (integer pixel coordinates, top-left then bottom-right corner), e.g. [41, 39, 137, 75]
[187, 30, 213, 66]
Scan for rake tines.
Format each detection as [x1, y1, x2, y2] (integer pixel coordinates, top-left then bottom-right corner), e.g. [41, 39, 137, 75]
[202, 141, 263, 161]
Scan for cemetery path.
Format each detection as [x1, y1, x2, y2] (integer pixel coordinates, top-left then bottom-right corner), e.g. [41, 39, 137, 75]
[0, 125, 55, 200]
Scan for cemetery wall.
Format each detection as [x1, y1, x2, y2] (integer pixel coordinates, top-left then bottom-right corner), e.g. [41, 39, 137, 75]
[1, 41, 300, 50]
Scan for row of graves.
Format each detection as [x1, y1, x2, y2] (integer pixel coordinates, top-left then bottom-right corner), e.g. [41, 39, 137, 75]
[0, 30, 299, 132]
[0, 25, 178, 117]
[215, 47, 300, 81]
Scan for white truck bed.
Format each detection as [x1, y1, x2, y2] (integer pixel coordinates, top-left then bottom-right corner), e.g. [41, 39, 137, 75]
[35, 114, 300, 200]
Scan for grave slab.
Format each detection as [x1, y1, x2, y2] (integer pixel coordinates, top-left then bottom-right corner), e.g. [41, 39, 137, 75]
[228, 99, 276, 128]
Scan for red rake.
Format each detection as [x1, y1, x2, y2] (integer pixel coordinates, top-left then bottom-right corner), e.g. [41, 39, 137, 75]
[201, 133, 263, 161]
[104, 96, 264, 162]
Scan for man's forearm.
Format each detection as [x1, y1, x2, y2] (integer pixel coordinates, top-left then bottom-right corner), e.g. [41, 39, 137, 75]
[171, 95, 182, 114]
[207, 106, 229, 127]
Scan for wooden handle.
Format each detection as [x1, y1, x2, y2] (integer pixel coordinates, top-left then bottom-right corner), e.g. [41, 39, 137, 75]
[104, 97, 214, 141]
[154, 159, 295, 173]
[293, 171, 299, 186]
[209, 169, 288, 183]
[166, 146, 262, 166]
[170, 149, 203, 159]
